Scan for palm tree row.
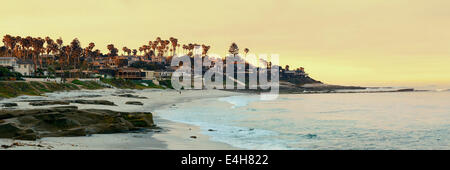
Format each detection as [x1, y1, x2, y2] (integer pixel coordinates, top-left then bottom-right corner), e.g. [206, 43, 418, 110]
[1, 34, 102, 78]
[2, 34, 215, 78]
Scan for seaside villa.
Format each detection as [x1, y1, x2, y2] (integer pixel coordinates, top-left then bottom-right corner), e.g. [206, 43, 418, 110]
[0, 57, 34, 76]
[0, 57, 17, 68]
[15, 60, 34, 76]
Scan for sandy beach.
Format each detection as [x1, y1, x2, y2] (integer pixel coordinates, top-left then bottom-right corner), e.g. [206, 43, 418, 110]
[0, 88, 242, 150]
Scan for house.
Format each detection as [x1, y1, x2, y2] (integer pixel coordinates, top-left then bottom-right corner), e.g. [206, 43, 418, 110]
[124, 56, 141, 66]
[154, 71, 173, 80]
[0, 57, 36, 76]
[55, 69, 95, 79]
[15, 60, 34, 76]
[98, 68, 117, 78]
[0, 57, 18, 68]
[142, 70, 156, 80]
[114, 56, 129, 68]
[116, 67, 143, 80]
[281, 66, 308, 79]
[151, 55, 166, 64]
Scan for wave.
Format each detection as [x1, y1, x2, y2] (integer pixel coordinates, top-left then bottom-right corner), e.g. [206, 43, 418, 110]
[217, 95, 261, 108]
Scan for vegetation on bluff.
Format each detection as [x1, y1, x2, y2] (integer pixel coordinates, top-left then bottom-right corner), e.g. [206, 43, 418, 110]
[100, 78, 164, 89]
[0, 81, 79, 98]
[0, 78, 169, 99]
[71, 79, 104, 90]
[0, 66, 23, 81]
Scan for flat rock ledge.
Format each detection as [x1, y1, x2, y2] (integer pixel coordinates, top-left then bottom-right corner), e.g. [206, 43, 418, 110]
[25, 100, 116, 106]
[125, 101, 144, 105]
[1, 103, 18, 108]
[0, 106, 155, 141]
[114, 94, 148, 99]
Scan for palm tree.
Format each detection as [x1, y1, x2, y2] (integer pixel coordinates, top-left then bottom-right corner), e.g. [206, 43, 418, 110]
[19, 37, 28, 59]
[156, 37, 161, 44]
[2, 34, 16, 57]
[70, 38, 82, 73]
[122, 47, 129, 56]
[31, 37, 45, 75]
[13, 36, 22, 58]
[202, 44, 211, 56]
[170, 37, 178, 56]
[151, 42, 157, 57]
[182, 44, 187, 54]
[244, 48, 249, 57]
[138, 47, 143, 55]
[61, 45, 71, 81]
[127, 48, 132, 56]
[81, 42, 95, 76]
[45, 37, 55, 66]
[228, 42, 239, 55]
[55, 38, 64, 77]
[107, 44, 118, 57]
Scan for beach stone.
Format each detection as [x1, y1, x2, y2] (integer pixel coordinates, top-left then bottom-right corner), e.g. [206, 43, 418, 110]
[53, 128, 87, 137]
[17, 116, 40, 124]
[76, 95, 102, 98]
[0, 123, 23, 138]
[29, 100, 70, 106]
[125, 101, 144, 105]
[122, 113, 154, 127]
[52, 106, 79, 112]
[67, 100, 116, 106]
[0, 112, 14, 120]
[117, 94, 148, 99]
[1, 103, 18, 107]
[305, 134, 317, 139]
[15, 129, 40, 140]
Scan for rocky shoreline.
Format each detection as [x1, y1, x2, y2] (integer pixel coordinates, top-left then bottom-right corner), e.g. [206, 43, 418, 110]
[0, 106, 156, 141]
[223, 83, 417, 94]
[24, 99, 117, 106]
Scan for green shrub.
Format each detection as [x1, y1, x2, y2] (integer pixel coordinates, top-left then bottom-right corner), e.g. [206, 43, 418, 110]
[158, 80, 173, 89]
[71, 79, 103, 89]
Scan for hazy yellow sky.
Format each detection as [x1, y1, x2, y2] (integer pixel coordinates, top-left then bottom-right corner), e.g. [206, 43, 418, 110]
[1, 0, 450, 87]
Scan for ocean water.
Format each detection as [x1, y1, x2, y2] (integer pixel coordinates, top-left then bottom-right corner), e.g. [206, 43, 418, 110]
[156, 91, 450, 150]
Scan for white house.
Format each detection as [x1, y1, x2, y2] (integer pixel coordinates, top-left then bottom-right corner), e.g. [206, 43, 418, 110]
[0, 57, 18, 67]
[15, 60, 34, 76]
[142, 70, 156, 80]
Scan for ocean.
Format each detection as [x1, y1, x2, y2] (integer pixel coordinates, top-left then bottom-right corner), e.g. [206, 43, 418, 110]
[155, 91, 450, 150]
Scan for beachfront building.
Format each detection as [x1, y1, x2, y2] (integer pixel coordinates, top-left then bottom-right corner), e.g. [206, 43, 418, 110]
[15, 60, 34, 76]
[0, 57, 18, 68]
[55, 69, 95, 79]
[281, 65, 308, 79]
[154, 71, 173, 81]
[116, 67, 144, 80]
[114, 56, 129, 68]
[142, 70, 156, 80]
[0, 57, 36, 76]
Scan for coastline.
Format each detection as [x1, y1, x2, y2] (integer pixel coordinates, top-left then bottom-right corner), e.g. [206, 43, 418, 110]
[1, 84, 442, 150]
[0, 88, 241, 150]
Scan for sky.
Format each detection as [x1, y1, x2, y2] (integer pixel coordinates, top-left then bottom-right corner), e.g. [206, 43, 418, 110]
[1, 0, 450, 87]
